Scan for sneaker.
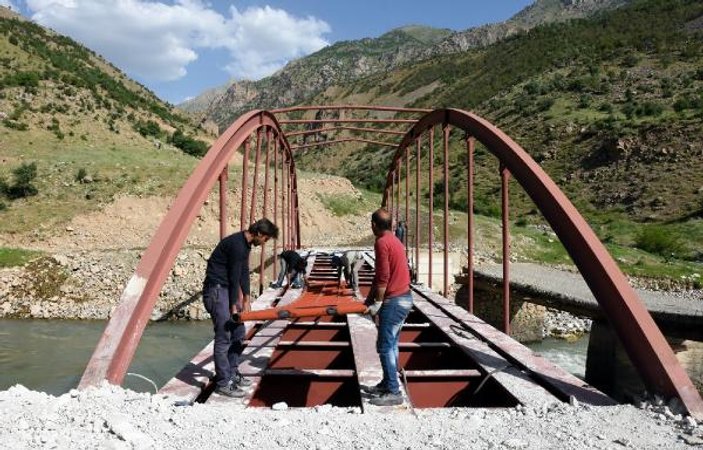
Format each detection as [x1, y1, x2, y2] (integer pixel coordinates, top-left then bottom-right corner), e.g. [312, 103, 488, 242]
[290, 283, 302, 289]
[269, 282, 282, 288]
[360, 382, 390, 396]
[214, 382, 245, 398]
[369, 391, 403, 406]
[232, 372, 252, 387]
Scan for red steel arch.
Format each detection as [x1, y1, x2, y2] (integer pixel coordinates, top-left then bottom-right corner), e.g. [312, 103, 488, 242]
[79, 110, 300, 388]
[77, 104, 702, 419]
[381, 108, 703, 418]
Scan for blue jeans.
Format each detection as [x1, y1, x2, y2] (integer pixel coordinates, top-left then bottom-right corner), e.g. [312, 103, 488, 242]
[202, 285, 245, 388]
[376, 292, 413, 394]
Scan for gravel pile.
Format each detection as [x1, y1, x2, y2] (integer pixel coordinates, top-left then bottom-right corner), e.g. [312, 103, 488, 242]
[544, 309, 592, 338]
[1, 384, 701, 449]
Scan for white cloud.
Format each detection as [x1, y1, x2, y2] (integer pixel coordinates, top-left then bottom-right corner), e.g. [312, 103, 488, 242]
[25, 0, 330, 82]
[0, 0, 19, 11]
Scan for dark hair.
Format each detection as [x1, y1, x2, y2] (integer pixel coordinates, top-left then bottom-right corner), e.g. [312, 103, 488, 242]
[372, 208, 392, 231]
[249, 218, 279, 239]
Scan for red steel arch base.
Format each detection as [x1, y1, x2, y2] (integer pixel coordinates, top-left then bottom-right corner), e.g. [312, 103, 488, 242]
[79, 110, 300, 389]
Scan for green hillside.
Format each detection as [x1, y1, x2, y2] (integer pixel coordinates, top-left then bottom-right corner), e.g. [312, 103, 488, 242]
[0, 9, 211, 235]
[295, 0, 703, 283]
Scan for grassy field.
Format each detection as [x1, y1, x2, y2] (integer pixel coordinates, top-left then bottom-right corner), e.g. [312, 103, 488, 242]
[0, 126, 200, 234]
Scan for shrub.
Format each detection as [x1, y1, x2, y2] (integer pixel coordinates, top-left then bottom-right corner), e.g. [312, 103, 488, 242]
[635, 226, 685, 258]
[2, 120, 28, 131]
[1, 162, 39, 199]
[170, 129, 209, 157]
[636, 101, 663, 117]
[75, 167, 87, 183]
[135, 120, 162, 138]
[578, 94, 592, 109]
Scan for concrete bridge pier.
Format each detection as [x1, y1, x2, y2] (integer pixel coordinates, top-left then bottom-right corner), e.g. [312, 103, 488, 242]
[587, 319, 703, 403]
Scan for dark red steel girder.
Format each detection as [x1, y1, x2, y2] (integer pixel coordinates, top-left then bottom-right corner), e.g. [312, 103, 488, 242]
[286, 126, 407, 138]
[271, 104, 432, 114]
[280, 118, 417, 125]
[291, 137, 397, 151]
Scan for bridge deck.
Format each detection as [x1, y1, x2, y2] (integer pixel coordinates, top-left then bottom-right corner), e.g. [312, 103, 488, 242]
[159, 250, 613, 410]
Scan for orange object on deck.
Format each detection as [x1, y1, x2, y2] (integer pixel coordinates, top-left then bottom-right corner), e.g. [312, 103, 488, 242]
[233, 277, 369, 322]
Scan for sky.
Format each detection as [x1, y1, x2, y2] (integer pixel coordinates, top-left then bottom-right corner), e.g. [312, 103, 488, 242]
[0, 0, 534, 105]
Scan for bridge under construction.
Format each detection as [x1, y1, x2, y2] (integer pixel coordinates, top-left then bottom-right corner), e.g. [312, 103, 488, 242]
[76, 105, 703, 420]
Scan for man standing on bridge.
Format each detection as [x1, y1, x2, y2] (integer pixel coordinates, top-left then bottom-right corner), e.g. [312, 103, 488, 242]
[364, 208, 413, 406]
[202, 218, 279, 398]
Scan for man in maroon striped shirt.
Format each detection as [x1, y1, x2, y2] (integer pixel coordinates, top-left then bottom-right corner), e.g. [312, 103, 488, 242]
[363, 208, 413, 406]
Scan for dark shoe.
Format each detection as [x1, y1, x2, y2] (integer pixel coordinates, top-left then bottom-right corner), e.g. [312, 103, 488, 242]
[291, 283, 302, 289]
[361, 382, 390, 396]
[233, 372, 252, 387]
[269, 282, 282, 288]
[214, 382, 245, 398]
[369, 391, 403, 406]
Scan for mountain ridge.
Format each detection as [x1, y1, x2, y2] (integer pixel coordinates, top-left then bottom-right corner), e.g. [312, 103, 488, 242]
[184, 0, 631, 129]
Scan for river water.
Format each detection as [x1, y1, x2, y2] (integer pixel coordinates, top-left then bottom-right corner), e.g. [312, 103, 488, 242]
[0, 319, 589, 395]
[0, 319, 212, 394]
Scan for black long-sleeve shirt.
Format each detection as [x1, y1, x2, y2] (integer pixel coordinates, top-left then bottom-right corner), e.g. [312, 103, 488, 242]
[204, 231, 251, 307]
[279, 250, 304, 273]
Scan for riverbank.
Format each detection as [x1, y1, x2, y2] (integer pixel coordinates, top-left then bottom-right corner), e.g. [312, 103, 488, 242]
[0, 383, 701, 449]
[2, 250, 699, 345]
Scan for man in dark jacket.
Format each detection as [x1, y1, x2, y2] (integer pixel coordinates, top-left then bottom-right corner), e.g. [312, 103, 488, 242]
[270, 249, 307, 289]
[202, 218, 279, 398]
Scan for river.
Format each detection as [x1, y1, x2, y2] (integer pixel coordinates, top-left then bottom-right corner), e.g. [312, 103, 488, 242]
[0, 319, 589, 395]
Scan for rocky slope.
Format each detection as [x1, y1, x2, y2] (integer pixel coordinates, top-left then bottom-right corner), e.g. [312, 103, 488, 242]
[202, 26, 452, 129]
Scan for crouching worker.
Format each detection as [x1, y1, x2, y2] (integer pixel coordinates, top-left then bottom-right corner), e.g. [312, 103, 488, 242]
[341, 250, 365, 297]
[363, 208, 413, 406]
[270, 249, 307, 289]
[203, 218, 279, 398]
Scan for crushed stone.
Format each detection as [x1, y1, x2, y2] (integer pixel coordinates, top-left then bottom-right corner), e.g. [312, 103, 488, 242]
[0, 384, 700, 449]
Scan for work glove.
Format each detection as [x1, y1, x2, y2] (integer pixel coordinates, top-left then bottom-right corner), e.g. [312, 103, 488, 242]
[365, 301, 383, 317]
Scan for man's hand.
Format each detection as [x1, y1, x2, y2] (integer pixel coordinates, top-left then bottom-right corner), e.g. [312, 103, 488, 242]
[242, 295, 251, 313]
[365, 301, 383, 316]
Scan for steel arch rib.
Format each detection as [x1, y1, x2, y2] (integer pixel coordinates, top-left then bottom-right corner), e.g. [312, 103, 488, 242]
[79, 110, 297, 388]
[384, 108, 703, 418]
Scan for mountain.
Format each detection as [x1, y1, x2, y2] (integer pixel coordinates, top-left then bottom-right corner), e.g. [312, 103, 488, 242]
[427, 0, 630, 54]
[185, 0, 630, 130]
[198, 25, 453, 129]
[287, 0, 703, 265]
[177, 82, 231, 115]
[0, 7, 211, 234]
